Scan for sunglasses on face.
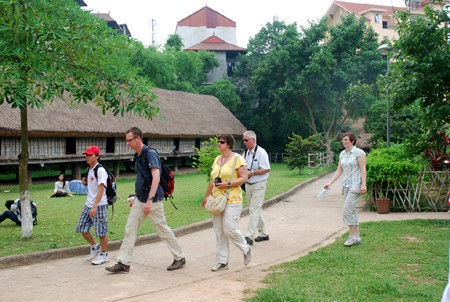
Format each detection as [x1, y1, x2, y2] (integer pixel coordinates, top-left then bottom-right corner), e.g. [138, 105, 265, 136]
[218, 140, 227, 145]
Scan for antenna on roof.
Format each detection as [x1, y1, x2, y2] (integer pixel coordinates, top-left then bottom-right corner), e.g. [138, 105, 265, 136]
[151, 18, 157, 46]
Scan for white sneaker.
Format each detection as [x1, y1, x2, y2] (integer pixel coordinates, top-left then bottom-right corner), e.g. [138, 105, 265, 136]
[344, 237, 362, 247]
[86, 243, 100, 260]
[211, 263, 228, 271]
[91, 252, 109, 265]
[244, 246, 251, 265]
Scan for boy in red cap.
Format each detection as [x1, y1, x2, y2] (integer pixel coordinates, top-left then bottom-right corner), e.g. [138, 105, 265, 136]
[75, 145, 110, 265]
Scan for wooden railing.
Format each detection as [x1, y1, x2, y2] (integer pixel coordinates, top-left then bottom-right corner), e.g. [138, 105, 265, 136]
[370, 171, 450, 212]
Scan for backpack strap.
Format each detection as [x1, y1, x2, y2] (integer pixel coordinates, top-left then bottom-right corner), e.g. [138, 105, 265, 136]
[91, 163, 103, 180]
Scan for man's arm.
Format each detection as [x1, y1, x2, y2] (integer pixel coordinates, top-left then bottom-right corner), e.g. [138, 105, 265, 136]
[143, 167, 160, 215]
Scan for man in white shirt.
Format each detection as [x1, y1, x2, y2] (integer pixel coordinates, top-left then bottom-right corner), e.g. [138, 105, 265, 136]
[242, 131, 271, 246]
[75, 145, 109, 265]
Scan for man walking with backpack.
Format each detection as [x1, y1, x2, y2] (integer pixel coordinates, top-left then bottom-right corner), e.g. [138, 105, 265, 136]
[106, 127, 186, 273]
[76, 145, 109, 265]
[242, 130, 271, 246]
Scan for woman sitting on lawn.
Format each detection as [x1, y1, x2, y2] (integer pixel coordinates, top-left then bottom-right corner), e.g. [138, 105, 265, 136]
[50, 174, 72, 198]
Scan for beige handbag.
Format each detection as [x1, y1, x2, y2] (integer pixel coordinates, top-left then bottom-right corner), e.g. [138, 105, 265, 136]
[205, 156, 238, 215]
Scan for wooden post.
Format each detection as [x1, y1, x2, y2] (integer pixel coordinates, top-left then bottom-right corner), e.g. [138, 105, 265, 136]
[114, 161, 120, 177]
[72, 163, 81, 180]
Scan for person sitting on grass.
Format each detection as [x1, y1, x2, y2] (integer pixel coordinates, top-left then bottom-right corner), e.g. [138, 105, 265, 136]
[0, 199, 37, 226]
[50, 174, 72, 198]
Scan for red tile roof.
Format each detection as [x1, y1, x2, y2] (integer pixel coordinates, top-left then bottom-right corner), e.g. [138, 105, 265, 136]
[185, 35, 246, 51]
[177, 6, 236, 28]
[332, 1, 406, 18]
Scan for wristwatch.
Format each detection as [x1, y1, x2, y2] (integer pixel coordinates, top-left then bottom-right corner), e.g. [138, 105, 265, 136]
[148, 196, 154, 201]
[227, 181, 231, 188]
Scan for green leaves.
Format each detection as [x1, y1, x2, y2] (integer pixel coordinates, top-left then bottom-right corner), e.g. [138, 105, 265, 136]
[389, 6, 450, 125]
[0, 0, 157, 117]
[284, 133, 322, 173]
[192, 138, 221, 180]
[366, 144, 425, 186]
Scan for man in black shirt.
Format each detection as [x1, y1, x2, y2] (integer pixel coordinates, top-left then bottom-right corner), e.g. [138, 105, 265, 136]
[106, 127, 186, 273]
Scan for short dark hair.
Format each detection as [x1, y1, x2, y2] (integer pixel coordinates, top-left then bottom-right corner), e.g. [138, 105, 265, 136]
[343, 132, 357, 146]
[217, 133, 235, 149]
[126, 127, 143, 139]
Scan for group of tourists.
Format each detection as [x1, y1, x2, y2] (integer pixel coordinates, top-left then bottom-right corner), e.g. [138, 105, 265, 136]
[1, 127, 367, 275]
[74, 127, 275, 272]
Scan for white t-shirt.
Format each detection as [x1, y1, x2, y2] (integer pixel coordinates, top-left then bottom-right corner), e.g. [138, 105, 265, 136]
[85, 164, 108, 208]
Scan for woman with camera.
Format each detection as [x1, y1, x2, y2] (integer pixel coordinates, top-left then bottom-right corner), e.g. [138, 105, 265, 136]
[201, 134, 251, 271]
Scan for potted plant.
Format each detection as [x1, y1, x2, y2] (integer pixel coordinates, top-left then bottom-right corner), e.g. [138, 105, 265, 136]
[366, 144, 425, 213]
[375, 190, 390, 214]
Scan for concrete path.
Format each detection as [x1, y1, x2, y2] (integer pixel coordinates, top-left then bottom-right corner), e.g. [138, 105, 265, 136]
[1, 173, 448, 302]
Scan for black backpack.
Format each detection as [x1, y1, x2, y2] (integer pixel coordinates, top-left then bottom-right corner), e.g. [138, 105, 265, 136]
[87, 164, 118, 208]
[16, 200, 38, 226]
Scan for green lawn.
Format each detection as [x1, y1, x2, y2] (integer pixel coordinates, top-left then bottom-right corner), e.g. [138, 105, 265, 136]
[246, 219, 450, 302]
[0, 164, 334, 257]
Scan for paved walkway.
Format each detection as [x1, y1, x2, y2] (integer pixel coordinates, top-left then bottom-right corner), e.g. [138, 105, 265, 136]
[1, 173, 448, 302]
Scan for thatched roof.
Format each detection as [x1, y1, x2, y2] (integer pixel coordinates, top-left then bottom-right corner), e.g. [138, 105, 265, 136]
[0, 88, 247, 138]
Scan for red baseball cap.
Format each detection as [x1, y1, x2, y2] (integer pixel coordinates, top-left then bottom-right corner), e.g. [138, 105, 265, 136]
[83, 145, 100, 155]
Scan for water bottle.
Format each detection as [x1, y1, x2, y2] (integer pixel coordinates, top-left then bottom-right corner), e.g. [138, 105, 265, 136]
[317, 187, 329, 200]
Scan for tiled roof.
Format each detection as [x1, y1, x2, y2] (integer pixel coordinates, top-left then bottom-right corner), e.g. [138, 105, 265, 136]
[93, 12, 115, 23]
[331, 1, 406, 18]
[177, 6, 236, 28]
[185, 35, 246, 51]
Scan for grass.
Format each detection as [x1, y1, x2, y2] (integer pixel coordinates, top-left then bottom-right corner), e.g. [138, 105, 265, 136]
[246, 219, 450, 302]
[0, 164, 334, 257]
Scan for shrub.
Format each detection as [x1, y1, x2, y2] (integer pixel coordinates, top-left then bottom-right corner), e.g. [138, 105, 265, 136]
[192, 137, 220, 181]
[366, 144, 426, 188]
[284, 133, 322, 174]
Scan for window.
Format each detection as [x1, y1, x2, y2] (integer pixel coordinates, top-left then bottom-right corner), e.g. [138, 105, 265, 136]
[66, 137, 76, 155]
[106, 137, 115, 153]
[374, 14, 380, 23]
[382, 21, 388, 29]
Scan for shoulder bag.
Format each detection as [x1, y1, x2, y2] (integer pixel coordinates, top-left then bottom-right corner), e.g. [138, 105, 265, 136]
[205, 155, 238, 215]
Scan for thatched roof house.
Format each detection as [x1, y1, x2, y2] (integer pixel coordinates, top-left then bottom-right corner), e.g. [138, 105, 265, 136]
[0, 88, 246, 178]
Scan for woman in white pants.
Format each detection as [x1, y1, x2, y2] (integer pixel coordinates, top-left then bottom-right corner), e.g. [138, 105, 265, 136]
[325, 132, 367, 247]
[202, 134, 251, 271]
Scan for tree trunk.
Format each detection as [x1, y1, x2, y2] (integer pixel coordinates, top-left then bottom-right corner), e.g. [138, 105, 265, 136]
[19, 107, 33, 238]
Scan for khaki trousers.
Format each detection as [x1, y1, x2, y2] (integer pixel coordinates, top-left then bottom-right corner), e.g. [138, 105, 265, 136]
[118, 199, 184, 265]
[245, 180, 269, 239]
[212, 203, 250, 264]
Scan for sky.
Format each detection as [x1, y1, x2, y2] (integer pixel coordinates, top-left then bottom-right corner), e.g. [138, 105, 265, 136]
[83, 0, 407, 48]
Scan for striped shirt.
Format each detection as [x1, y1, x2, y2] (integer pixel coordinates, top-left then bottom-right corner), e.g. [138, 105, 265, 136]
[339, 146, 365, 189]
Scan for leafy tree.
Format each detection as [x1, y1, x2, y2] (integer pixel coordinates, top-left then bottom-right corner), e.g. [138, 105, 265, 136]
[284, 133, 322, 174]
[0, 0, 158, 237]
[275, 16, 383, 155]
[234, 21, 311, 152]
[198, 80, 241, 112]
[131, 45, 218, 93]
[192, 138, 220, 180]
[388, 4, 450, 127]
[235, 16, 384, 154]
[380, 3, 449, 168]
[131, 46, 177, 89]
[165, 34, 184, 51]
[365, 99, 424, 146]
